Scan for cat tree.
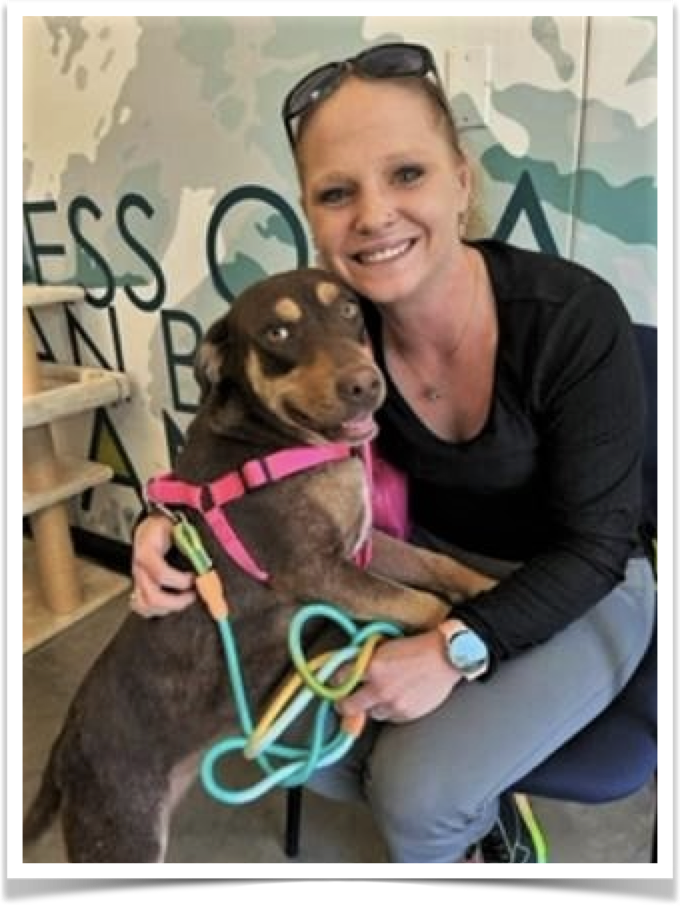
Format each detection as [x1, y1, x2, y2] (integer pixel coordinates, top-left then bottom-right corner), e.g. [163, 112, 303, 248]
[23, 284, 132, 651]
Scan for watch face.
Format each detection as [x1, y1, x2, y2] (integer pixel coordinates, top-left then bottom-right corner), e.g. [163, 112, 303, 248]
[450, 630, 488, 671]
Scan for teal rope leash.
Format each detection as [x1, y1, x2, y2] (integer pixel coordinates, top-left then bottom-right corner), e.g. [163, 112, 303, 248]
[171, 508, 402, 806]
[201, 603, 402, 805]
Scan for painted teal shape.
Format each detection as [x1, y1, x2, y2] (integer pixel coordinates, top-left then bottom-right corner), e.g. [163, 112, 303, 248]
[490, 86, 655, 188]
[115, 163, 170, 250]
[217, 251, 268, 300]
[262, 16, 368, 60]
[256, 212, 298, 243]
[577, 171, 656, 245]
[531, 17, 575, 81]
[493, 171, 559, 256]
[207, 185, 309, 301]
[482, 146, 656, 246]
[73, 246, 146, 290]
[176, 18, 235, 101]
[216, 94, 245, 131]
[254, 17, 372, 175]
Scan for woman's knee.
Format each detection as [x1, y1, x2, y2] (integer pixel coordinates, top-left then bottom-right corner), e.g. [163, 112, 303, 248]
[364, 734, 494, 861]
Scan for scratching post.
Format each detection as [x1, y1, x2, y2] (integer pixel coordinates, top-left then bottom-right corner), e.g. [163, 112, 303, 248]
[22, 285, 133, 649]
[23, 307, 82, 613]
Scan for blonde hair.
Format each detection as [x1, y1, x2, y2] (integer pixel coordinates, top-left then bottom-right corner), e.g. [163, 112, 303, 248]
[460, 156, 489, 240]
[384, 76, 488, 238]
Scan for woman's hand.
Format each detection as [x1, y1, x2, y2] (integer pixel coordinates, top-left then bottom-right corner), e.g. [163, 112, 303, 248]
[335, 630, 463, 723]
[130, 513, 196, 617]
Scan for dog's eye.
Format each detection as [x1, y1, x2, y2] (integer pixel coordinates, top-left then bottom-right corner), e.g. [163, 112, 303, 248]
[339, 301, 360, 320]
[265, 324, 291, 343]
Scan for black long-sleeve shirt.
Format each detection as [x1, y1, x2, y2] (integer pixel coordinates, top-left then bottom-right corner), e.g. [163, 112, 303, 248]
[363, 240, 646, 664]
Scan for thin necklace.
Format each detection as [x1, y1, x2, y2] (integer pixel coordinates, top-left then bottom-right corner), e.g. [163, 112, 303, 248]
[392, 253, 480, 404]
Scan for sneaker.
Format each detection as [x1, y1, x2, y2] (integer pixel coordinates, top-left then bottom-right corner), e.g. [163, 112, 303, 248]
[463, 843, 484, 863]
[481, 793, 548, 863]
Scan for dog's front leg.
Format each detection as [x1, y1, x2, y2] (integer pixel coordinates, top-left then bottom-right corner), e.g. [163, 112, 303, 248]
[284, 562, 450, 631]
[368, 530, 499, 601]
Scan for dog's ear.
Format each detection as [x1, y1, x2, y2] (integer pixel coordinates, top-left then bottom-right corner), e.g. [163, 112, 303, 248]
[194, 317, 231, 403]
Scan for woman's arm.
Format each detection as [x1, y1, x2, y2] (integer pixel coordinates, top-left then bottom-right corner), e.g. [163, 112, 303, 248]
[453, 281, 646, 662]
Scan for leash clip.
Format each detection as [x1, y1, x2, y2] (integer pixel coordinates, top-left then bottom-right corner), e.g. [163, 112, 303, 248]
[173, 516, 214, 576]
[146, 497, 181, 525]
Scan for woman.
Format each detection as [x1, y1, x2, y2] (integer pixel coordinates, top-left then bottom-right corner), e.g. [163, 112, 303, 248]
[132, 44, 655, 863]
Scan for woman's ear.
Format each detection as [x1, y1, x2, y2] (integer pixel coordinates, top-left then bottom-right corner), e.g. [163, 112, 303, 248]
[456, 156, 473, 209]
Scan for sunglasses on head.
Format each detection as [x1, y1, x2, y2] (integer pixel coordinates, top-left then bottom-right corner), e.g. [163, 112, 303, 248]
[282, 42, 449, 149]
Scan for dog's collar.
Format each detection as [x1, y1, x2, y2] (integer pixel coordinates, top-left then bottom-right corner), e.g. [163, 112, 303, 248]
[145, 442, 372, 582]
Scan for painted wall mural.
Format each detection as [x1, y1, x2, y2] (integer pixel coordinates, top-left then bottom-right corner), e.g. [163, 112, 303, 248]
[22, 15, 657, 545]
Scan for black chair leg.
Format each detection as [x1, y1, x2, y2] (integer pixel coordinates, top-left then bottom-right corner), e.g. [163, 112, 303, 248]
[650, 774, 657, 863]
[284, 787, 303, 858]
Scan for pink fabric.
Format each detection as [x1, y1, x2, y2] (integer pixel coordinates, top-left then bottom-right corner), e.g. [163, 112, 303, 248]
[370, 445, 410, 541]
[145, 442, 373, 582]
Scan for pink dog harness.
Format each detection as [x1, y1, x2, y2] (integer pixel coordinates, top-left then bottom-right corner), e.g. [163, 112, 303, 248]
[146, 443, 373, 583]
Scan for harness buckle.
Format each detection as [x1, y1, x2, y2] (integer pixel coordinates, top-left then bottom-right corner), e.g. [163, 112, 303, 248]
[146, 496, 181, 525]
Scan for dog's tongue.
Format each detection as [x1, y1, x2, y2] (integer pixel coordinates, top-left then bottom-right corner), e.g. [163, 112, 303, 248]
[341, 414, 376, 442]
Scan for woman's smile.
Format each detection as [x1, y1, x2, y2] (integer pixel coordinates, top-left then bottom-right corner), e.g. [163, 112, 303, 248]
[352, 238, 416, 266]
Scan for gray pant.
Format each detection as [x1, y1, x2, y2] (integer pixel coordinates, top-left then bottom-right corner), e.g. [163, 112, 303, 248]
[304, 554, 656, 862]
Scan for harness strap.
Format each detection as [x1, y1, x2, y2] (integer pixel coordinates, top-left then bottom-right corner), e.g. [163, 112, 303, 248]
[146, 442, 371, 581]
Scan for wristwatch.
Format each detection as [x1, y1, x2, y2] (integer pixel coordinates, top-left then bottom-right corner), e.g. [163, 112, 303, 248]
[438, 619, 490, 681]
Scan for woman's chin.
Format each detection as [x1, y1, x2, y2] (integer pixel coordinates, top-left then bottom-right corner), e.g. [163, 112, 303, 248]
[349, 268, 412, 303]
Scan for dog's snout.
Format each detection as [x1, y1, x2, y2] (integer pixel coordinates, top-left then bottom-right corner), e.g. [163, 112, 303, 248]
[337, 366, 384, 406]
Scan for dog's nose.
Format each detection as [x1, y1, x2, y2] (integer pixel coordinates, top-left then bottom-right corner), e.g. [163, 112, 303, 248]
[337, 366, 384, 406]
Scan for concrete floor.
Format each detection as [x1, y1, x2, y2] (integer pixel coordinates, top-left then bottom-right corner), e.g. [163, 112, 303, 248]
[22, 594, 656, 864]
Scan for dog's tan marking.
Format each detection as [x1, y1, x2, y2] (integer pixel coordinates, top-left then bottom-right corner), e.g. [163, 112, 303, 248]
[246, 349, 281, 414]
[305, 457, 371, 556]
[246, 348, 339, 442]
[246, 349, 303, 427]
[196, 341, 221, 387]
[316, 281, 340, 306]
[274, 297, 303, 322]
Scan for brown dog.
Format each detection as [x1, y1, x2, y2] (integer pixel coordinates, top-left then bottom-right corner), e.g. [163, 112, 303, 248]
[23, 268, 493, 862]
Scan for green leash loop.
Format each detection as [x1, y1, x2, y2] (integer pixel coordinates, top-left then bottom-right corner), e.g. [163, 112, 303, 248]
[201, 603, 402, 806]
[288, 602, 402, 701]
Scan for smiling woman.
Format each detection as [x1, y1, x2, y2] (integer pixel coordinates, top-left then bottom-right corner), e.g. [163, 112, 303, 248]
[272, 41, 655, 865]
[129, 40, 656, 865]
